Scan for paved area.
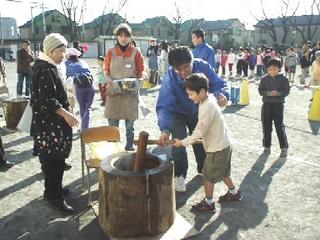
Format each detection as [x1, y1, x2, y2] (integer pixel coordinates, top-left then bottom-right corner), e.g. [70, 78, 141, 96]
[0, 59, 319, 240]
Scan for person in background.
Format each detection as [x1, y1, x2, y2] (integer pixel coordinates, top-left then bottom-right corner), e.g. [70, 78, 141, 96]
[17, 39, 34, 97]
[65, 48, 95, 131]
[300, 50, 311, 86]
[191, 29, 215, 68]
[310, 41, 320, 63]
[104, 23, 145, 151]
[249, 49, 257, 79]
[158, 41, 169, 84]
[256, 48, 264, 78]
[227, 48, 236, 77]
[220, 50, 228, 77]
[147, 38, 159, 85]
[73, 41, 83, 57]
[97, 56, 107, 106]
[214, 49, 221, 75]
[236, 48, 244, 77]
[156, 46, 229, 192]
[173, 73, 241, 213]
[0, 56, 7, 86]
[31, 33, 79, 214]
[0, 59, 13, 169]
[284, 48, 298, 85]
[258, 58, 290, 158]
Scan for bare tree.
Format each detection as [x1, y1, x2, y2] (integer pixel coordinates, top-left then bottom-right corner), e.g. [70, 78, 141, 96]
[93, 0, 128, 36]
[60, 0, 86, 41]
[290, 0, 320, 43]
[164, 2, 184, 41]
[249, 0, 299, 45]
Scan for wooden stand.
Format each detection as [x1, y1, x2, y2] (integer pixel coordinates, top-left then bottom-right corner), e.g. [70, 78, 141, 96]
[98, 152, 175, 238]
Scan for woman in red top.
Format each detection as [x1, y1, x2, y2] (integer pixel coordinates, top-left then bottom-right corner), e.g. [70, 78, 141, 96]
[104, 23, 145, 151]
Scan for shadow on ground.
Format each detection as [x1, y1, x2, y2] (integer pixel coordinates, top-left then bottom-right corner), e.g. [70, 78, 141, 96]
[0, 170, 109, 240]
[190, 152, 287, 240]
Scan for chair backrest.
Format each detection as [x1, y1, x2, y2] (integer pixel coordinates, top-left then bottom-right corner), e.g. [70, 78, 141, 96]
[81, 126, 120, 144]
[80, 126, 121, 166]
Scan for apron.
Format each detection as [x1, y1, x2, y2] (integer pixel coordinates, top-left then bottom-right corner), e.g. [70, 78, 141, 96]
[105, 47, 139, 120]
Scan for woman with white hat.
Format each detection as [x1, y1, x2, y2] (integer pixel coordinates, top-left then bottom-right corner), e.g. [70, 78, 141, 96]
[104, 23, 145, 151]
[31, 33, 79, 214]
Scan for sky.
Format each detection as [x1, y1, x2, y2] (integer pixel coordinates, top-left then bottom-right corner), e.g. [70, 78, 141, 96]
[0, 0, 313, 30]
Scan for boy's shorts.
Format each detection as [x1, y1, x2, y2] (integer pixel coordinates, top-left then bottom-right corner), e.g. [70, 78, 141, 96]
[203, 146, 232, 183]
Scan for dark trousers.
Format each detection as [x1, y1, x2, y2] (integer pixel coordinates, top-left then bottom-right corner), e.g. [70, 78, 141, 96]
[171, 113, 206, 178]
[108, 119, 134, 150]
[0, 135, 5, 162]
[243, 62, 249, 76]
[261, 103, 288, 149]
[215, 62, 220, 74]
[257, 65, 263, 77]
[17, 71, 32, 96]
[149, 70, 158, 84]
[40, 154, 65, 201]
[222, 65, 226, 76]
[228, 63, 233, 75]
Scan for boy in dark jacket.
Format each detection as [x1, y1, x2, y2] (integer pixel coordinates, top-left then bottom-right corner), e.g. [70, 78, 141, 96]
[258, 59, 290, 157]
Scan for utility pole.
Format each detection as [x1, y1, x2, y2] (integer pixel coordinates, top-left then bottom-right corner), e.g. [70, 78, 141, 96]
[41, 3, 46, 35]
[31, 6, 34, 40]
[0, 11, 4, 58]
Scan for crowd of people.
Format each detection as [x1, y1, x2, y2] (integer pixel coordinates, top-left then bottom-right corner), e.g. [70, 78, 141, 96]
[0, 24, 319, 216]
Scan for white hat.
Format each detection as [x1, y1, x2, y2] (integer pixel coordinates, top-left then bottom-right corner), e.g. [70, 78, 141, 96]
[43, 33, 68, 55]
[66, 48, 82, 57]
[113, 23, 132, 36]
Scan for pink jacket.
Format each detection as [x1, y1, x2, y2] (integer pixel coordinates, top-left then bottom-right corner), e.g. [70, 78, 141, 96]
[221, 55, 228, 66]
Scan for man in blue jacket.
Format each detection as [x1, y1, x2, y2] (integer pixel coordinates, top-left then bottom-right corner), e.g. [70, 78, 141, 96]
[156, 46, 228, 192]
[192, 29, 216, 68]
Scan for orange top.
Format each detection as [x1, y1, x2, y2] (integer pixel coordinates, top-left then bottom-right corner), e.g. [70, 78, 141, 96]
[105, 44, 145, 78]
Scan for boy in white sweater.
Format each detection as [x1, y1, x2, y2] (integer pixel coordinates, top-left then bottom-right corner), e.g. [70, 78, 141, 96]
[174, 73, 241, 213]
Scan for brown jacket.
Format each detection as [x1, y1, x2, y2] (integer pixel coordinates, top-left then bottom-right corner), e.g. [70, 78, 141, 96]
[17, 48, 34, 73]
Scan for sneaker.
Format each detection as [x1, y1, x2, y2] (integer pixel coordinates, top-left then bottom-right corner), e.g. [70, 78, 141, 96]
[124, 146, 135, 152]
[280, 148, 287, 158]
[218, 190, 242, 203]
[263, 147, 271, 154]
[191, 199, 216, 213]
[175, 176, 186, 192]
[0, 160, 14, 169]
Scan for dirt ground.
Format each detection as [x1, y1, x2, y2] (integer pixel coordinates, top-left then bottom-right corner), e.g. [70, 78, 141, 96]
[0, 59, 319, 240]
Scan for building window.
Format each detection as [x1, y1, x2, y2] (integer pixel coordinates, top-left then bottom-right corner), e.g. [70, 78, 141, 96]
[51, 15, 55, 22]
[167, 29, 174, 37]
[34, 27, 39, 34]
[151, 28, 154, 36]
[46, 25, 52, 33]
[60, 26, 69, 34]
[158, 28, 161, 36]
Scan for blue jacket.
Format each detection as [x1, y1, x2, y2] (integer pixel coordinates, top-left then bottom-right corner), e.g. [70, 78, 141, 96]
[192, 42, 216, 68]
[156, 59, 229, 132]
[65, 59, 91, 77]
